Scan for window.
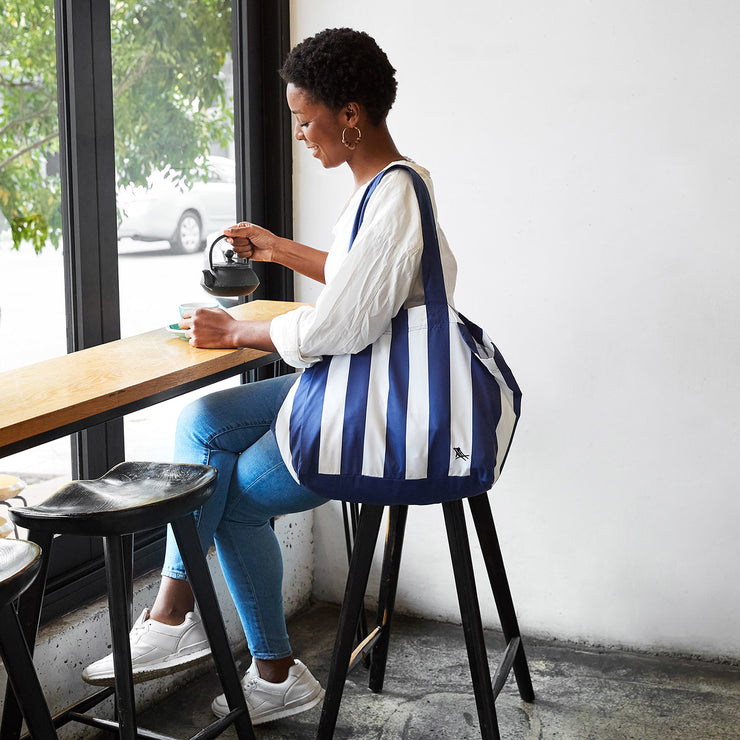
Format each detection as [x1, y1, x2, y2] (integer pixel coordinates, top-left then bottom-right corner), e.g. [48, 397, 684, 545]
[0, 2, 72, 489]
[112, 1, 241, 464]
[0, 0, 292, 621]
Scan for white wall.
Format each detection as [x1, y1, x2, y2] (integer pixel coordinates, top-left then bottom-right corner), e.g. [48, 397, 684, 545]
[289, 1, 740, 660]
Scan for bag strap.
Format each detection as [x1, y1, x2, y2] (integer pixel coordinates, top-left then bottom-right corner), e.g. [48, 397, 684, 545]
[348, 164, 449, 308]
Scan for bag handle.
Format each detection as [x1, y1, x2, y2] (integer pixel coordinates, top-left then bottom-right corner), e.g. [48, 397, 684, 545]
[349, 164, 449, 308]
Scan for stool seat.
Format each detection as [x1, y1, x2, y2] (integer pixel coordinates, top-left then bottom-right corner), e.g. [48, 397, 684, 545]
[0, 539, 42, 613]
[9, 461, 216, 536]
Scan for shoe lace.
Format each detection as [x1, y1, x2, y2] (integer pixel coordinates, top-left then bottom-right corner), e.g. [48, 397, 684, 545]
[130, 618, 151, 644]
[241, 675, 260, 696]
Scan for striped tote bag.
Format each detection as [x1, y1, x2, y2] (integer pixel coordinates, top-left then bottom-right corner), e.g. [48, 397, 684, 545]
[273, 165, 521, 505]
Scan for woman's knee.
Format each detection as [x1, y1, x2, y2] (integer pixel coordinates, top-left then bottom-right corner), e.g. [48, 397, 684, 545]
[175, 400, 201, 447]
[177, 395, 207, 430]
[175, 393, 225, 444]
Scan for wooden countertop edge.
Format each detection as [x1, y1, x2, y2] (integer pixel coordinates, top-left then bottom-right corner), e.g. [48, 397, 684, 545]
[0, 300, 305, 446]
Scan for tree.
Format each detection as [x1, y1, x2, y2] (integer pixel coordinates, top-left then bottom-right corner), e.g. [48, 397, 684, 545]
[0, 0, 233, 253]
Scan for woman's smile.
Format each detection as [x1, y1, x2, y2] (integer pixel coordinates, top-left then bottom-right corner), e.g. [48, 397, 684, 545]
[286, 82, 348, 169]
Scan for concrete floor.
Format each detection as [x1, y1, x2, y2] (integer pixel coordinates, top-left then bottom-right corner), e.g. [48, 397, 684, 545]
[134, 602, 740, 739]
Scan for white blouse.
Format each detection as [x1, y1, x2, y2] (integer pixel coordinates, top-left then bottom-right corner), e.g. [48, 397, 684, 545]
[269, 160, 457, 369]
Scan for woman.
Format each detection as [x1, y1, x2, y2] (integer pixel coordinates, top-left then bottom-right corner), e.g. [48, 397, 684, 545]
[83, 27, 457, 724]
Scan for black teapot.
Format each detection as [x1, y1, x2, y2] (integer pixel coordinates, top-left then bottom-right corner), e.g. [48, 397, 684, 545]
[200, 234, 260, 297]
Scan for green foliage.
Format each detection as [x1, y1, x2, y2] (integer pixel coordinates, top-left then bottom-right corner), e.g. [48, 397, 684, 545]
[0, 1, 61, 251]
[0, 0, 234, 253]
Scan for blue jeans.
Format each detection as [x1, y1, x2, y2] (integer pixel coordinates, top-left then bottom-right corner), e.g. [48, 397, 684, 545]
[161, 373, 327, 660]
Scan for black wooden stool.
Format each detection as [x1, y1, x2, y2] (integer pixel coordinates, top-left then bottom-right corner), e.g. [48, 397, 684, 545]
[1, 461, 255, 740]
[321, 492, 535, 740]
[0, 538, 58, 739]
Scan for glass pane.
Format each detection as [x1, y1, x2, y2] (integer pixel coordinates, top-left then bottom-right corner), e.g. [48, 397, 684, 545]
[111, 0, 238, 462]
[0, 2, 72, 499]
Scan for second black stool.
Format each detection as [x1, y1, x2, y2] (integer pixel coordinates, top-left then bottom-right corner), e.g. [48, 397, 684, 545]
[320, 491, 535, 740]
[2, 461, 255, 740]
[0, 538, 57, 739]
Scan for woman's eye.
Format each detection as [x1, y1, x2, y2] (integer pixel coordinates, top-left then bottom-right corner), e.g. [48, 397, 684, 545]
[299, 121, 310, 128]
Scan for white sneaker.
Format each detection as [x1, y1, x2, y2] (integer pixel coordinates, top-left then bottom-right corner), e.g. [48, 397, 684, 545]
[211, 659, 324, 725]
[82, 608, 212, 686]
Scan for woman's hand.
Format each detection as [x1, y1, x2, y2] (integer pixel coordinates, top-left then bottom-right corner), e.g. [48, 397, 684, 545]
[180, 307, 240, 348]
[223, 222, 278, 263]
[223, 221, 328, 284]
[180, 308, 277, 352]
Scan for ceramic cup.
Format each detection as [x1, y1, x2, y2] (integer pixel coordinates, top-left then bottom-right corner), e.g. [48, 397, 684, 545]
[178, 300, 218, 319]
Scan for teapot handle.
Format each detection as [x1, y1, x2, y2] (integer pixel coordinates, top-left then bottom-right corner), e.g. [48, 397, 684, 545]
[207, 233, 230, 271]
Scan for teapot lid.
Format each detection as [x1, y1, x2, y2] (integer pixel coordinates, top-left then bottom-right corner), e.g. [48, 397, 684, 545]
[215, 248, 253, 269]
[207, 234, 251, 270]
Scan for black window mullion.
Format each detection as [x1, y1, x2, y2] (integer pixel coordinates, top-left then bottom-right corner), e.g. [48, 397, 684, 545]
[55, 0, 123, 480]
[233, 0, 293, 383]
[233, 0, 293, 305]
[232, 0, 263, 231]
[44, 0, 124, 623]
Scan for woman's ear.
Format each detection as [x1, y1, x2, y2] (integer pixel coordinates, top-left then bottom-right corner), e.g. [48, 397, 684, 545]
[344, 102, 360, 126]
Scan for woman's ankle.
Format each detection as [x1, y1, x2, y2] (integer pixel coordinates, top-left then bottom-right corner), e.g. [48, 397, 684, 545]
[148, 605, 189, 626]
[149, 576, 195, 625]
[255, 656, 295, 683]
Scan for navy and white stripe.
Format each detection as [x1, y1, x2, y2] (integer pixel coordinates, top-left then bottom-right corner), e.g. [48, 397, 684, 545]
[273, 165, 521, 505]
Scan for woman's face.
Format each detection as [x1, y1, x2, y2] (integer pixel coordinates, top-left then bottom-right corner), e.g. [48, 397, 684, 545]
[286, 83, 348, 169]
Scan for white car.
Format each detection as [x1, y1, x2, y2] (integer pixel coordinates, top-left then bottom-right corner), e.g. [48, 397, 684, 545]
[117, 156, 236, 253]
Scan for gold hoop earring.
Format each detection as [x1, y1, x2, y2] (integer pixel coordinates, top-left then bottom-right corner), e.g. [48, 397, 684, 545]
[341, 126, 362, 150]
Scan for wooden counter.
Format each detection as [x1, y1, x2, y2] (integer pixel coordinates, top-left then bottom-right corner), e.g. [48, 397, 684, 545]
[0, 300, 302, 457]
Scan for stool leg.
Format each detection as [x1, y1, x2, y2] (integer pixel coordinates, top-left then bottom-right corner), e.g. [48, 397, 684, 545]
[122, 533, 135, 630]
[468, 492, 535, 702]
[170, 515, 256, 740]
[0, 604, 57, 739]
[0, 529, 54, 740]
[368, 504, 408, 693]
[342, 501, 370, 654]
[102, 535, 139, 740]
[317, 503, 385, 740]
[442, 499, 500, 740]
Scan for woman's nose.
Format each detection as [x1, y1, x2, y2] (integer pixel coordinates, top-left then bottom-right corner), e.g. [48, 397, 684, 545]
[293, 122, 304, 140]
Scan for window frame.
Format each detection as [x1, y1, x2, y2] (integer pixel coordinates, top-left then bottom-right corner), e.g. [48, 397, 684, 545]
[42, 0, 292, 622]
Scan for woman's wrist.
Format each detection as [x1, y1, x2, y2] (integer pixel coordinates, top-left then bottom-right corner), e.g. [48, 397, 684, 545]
[232, 320, 276, 352]
[270, 235, 289, 266]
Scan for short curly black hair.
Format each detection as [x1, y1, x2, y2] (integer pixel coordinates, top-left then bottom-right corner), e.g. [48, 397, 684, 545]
[280, 28, 397, 126]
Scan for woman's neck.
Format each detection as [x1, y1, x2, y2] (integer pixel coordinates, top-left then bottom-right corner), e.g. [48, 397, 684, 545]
[347, 121, 405, 190]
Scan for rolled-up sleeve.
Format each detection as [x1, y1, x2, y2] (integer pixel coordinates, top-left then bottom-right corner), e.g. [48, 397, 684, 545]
[270, 171, 425, 369]
[269, 305, 322, 368]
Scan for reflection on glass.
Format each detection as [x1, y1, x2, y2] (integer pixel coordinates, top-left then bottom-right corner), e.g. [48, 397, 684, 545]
[0, 2, 72, 490]
[111, 0, 237, 462]
[118, 155, 236, 255]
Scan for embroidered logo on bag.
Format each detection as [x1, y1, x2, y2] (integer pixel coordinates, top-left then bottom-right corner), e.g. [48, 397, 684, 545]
[453, 447, 470, 461]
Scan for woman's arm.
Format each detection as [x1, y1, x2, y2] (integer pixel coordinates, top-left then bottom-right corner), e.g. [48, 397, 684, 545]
[223, 222, 327, 284]
[271, 172, 428, 367]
